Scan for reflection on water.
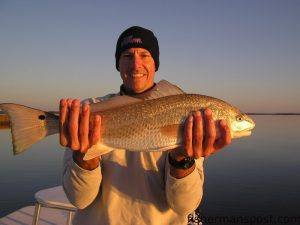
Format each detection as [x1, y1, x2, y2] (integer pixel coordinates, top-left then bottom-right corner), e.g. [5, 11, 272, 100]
[0, 131, 64, 217]
[198, 115, 300, 220]
[1, 116, 300, 221]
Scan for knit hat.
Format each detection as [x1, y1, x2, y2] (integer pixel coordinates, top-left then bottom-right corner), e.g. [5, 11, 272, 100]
[115, 26, 160, 71]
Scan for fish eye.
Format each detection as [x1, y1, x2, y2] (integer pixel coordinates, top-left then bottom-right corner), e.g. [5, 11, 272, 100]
[236, 115, 243, 122]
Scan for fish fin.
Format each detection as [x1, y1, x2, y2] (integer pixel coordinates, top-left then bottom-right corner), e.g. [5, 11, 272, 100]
[0, 103, 59, 154]
[83, 142, 115, 160]
[153, 144, 181, 152]
[89, 95, 142, 113]
[154, 80, 185, 95]
[88, 80, 185, 112]
[137, 80, 186, 100]
[160, 124, 182, 138]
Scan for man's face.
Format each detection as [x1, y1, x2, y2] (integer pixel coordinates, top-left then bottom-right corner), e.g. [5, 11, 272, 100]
[119, 48, 156, 94]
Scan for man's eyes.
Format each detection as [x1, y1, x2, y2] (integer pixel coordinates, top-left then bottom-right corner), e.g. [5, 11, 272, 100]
[141, 54, 151, 58]
[122, 54, 132, 58]
[121, 54, 151, 59]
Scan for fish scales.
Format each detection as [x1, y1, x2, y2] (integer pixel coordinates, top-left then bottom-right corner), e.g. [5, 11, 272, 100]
[93, 94, 236, 151]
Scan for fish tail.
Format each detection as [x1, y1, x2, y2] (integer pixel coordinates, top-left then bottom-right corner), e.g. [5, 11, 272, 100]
[0, 103, 59, 155]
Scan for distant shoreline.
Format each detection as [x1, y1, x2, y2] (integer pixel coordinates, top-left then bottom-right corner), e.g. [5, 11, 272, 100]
[1, 111, 300, 118]
[0, 114, 10, 129]
[1, 111, 300, 129]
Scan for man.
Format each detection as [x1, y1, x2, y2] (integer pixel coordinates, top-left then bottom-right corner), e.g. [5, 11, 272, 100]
[60, 26, 231, 225]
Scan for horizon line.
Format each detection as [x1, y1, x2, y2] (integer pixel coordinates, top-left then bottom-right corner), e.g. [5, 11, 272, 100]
[1, 111, 300, 116]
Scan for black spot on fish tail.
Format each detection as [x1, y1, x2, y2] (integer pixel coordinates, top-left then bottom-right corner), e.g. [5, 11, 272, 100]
[38, 115, 46, 120]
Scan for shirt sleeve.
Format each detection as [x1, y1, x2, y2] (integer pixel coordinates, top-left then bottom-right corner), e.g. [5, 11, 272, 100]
[62, 95, 120, 209]
[62, 148, 102, 209]
[165, 155, 204, 215]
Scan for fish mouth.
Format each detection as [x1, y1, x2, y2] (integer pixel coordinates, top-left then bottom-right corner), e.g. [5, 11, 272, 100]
[232, 129, 253, 138]
[239, 130, 252, 136]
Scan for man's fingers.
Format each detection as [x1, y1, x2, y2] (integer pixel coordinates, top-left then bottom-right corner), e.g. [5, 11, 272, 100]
[69, 99, 81, 150]
[91, 114, 101, 146]
[203, 108, 216, 156]
[184, 115, 194, 157]
[193, 111, 203, 159]
[59, 99, 100, 153]
[66, 98, 73, 109]
[80, 114, 101, 154]
[59, 99, 68, 146]
[214, 120, 231, 150]
[79, 104, 90, 152]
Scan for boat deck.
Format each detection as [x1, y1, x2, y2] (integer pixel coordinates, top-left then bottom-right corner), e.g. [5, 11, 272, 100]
[0, 205, 73, 225]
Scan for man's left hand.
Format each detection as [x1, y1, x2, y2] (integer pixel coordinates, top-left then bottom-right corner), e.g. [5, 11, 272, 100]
[170, 108, 232, 162]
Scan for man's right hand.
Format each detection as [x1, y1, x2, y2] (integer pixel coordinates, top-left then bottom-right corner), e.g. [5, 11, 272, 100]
[59, 99, 101, 170]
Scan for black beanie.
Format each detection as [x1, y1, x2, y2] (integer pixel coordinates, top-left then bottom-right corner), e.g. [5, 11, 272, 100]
[115, 26, 160, 71]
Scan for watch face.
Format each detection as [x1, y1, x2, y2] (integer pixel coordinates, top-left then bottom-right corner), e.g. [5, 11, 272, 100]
[182, 158, 195, 169]
[168, 154, 195, 170]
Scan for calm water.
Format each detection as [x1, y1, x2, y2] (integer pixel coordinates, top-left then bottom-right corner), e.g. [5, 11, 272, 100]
[1, 115, 300, 224]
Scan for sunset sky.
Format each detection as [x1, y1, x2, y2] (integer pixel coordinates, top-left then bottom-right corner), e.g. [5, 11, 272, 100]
[1, 0, 299, 112]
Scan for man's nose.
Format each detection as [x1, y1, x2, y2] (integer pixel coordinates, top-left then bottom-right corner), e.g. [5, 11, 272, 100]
[132, 56, 142, 69]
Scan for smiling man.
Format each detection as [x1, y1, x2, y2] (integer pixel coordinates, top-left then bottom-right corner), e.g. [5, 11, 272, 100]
[119, 48, 155, 93]
[61, 26, 231, 225]
[116, 27, 159, 94]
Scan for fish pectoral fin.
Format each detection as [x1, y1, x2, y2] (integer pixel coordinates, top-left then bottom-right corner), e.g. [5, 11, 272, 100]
[83, 143, 114, 160]
[160, 124, 182, 138]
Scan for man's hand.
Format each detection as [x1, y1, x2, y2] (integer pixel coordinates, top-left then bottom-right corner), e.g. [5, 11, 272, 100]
[59, 98, 101, 170]
[169, 108, 231, 178]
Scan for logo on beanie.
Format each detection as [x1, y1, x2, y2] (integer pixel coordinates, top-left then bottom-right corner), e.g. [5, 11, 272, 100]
[121, 35, 142, 47]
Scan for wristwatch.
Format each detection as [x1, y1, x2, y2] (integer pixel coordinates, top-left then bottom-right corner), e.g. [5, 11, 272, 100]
[168, 154, 195, 170]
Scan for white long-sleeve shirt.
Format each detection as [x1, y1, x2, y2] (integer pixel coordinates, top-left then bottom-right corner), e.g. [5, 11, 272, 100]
[62, 81, 204, 225]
